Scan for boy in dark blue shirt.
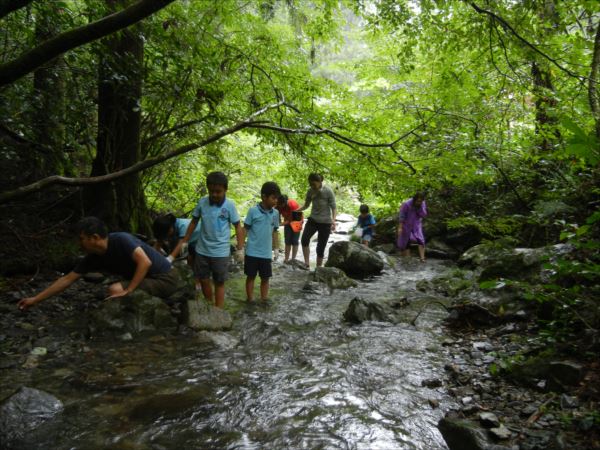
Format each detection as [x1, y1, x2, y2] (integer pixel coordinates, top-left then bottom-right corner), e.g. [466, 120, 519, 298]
[356, 204, 376, 247]
[18, 217, 179, 310]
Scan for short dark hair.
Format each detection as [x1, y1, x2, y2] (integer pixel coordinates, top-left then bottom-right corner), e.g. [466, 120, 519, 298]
[278, 194, 288, 205]
[152, 213, 176, 240]
[261, 181, 281, 197]
[359, 204, 369, 214]
[206, 171, 228, 189]
[75, 216, 108, 238]
[413, 192, 426, 202]
[308, 173, 323, 183]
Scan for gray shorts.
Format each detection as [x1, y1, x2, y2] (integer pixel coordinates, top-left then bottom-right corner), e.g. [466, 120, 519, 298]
[194, 254, 230, 284]
[122, 268, 180, 298]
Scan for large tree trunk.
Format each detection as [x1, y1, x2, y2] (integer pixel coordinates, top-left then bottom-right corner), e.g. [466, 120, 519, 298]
[32, 5, 69, 179]
[531, 1, 560, 155]
[84, 4, 150, 234]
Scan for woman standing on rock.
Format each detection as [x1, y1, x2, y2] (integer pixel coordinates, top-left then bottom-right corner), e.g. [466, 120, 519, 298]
[396, 192, 427, 262]
[298, 173, 337, 269]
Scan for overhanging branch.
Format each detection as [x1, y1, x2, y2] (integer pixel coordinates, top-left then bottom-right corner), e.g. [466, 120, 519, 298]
[0, 0, 175, 87]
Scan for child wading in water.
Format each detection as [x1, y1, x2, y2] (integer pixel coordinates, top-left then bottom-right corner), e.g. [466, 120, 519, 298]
[396, 192, 428, 262]
[243, 182, 281, 302]
[356, 204, 376, 246]
[174, 171, 244, 308]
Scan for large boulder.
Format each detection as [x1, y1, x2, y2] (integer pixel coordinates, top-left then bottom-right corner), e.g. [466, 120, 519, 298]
[326, 241, 384, 277]
[89, 290, 178, 336]
[183, 299, 233, 331]
[313, 267, 357, 290]
[0, 387, 63, 447]
[459, 241, 573, 282]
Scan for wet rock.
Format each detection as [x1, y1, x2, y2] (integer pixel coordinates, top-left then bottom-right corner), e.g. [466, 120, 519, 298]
[326, 241, 384, 277]
[371, 243, 395, 254]
[421, 378, 443, 388]
[89, 290, 178, 336]
[343, 296, 410, 324]
[0, 387, 63, 446]
[427, 237, 460, 260]
[559, 394, 578, 409]
[428, 398, 439, 408]
[313, 267, 357, 290]
[183, 299, 232, 331]
[446, 302, 499, 327]
[82, 272, 105, 283]
[509, 356, 584, 390]
[438, 416, 490, 450]
[489, 424, 511, 440]
[548, 361, 584, 386]
[479, 412, 501, 428]
[195, 331, 238, 349]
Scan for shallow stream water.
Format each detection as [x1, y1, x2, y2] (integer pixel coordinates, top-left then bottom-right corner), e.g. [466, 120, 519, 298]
[7, 229, 457, 449]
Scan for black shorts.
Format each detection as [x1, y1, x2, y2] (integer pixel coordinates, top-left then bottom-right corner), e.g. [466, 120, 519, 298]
[244, 255, 272, 279]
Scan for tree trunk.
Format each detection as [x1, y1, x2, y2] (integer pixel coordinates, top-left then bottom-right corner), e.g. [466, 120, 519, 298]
[84, 4, 150, 234]
[32, 5, 69, 179]
[531, 1, 560, 155]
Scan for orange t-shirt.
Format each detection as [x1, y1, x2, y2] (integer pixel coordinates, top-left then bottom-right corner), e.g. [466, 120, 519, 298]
[277, 199, 300, 223]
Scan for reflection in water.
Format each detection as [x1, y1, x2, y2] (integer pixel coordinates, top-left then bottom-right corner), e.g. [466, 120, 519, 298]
[17, 235, 455, 449]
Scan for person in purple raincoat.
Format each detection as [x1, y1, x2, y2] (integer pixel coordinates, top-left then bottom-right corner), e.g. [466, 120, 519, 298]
[396, 192, 427, 262]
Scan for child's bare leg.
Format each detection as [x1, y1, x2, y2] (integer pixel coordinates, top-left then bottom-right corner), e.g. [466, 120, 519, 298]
[199, 278, 213, 302]
[260, 278, 269, 301]
[401, 249, 410, 257]
[245, 277, 255, 302]
[284, 244, 291, 262]
[418, 245, 426, 261]
[316, 256, 323, 267]
[214, 282, 225, 308]
[292, 245, 298, 260]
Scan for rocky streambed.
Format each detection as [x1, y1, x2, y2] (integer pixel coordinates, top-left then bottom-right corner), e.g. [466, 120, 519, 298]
[0, 238, 598, 449]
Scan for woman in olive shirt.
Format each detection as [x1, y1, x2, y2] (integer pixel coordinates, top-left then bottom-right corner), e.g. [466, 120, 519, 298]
[298, 173, 337, 268]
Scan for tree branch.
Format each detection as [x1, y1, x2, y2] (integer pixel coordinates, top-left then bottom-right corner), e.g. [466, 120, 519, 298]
[468, 1, 586, 83]
[0, 0, 34, 20]
[0, 0, 175, 87]
[0, 101, 283, 204]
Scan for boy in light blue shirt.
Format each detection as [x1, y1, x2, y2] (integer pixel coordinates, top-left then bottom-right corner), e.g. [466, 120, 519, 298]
[175, 171, 244, 308]
[243, 181, 281, 302]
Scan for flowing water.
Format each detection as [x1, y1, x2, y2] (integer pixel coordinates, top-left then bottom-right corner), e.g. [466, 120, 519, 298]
[11, 232, 457, 449]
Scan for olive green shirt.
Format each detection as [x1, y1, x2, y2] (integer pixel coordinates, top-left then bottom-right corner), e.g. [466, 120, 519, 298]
[304, 185, 336, 224]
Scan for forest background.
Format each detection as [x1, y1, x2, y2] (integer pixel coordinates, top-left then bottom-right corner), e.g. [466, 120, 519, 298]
[0, 0, 598, 282]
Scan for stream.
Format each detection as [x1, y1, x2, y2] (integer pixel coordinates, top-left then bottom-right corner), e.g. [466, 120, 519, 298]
[2, 226, 459, 449]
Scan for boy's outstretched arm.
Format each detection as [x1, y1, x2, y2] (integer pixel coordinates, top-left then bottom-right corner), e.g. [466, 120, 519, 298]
[170, 217, 199, 261]
[17, 271, 81, 310]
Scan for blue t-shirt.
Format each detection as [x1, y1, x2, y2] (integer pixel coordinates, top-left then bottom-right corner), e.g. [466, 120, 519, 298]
[357, 214, 376, 236]
[175, 218, 201, 250]
[74, 232, 171, 278]
[244, 203, 280, 259]
[191, 197, 240, 257]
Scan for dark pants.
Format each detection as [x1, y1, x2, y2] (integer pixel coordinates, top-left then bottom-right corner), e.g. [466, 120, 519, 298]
[301, 218, 331, 258]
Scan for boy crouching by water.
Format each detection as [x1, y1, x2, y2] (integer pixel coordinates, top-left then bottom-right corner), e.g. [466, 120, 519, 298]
[243, 182, 281, 302]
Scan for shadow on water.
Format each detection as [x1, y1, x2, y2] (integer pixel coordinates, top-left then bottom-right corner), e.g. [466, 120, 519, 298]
[12, 237, 456, 449]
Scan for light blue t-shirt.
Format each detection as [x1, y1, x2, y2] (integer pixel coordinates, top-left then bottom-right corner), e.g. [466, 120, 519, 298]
[175, 218, 201, 250]
[244, 203, 280, 259]
[191, 197, 240, 257]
